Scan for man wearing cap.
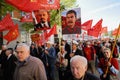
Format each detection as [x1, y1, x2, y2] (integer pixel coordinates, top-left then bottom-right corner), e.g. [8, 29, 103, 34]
[4, 48, 17, 80]
[69, 40, 84, 68]
[44, 41, 56, 80]
[70, 40, 84, 57]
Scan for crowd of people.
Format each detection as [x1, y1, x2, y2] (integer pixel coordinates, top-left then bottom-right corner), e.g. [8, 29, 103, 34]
[0, 39, 120, 80]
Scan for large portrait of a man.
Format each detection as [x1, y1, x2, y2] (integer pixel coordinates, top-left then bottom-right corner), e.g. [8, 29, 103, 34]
[34, 10, 51, 31]
[62, 8, 81, 34]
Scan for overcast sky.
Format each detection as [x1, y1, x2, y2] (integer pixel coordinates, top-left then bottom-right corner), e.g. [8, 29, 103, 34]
[76, 0, 120, 31]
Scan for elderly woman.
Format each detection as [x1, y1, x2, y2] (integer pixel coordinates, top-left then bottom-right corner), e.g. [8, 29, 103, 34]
[68, 55, 100, 80]
[97, 48, 119, 80]
[56, 46, 68, 80]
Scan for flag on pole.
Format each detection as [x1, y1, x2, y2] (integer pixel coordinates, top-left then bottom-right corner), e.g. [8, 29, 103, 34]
[100, 27, 108, 34]
[87, 19, 103, 37]
[81, 19, 93, 31]
[3, 24, 19, 44]
[47, 24, 57, 38]
[112, 28, 120, 35]
[0, 13, 14, 31]
[5, 0, 60, 12]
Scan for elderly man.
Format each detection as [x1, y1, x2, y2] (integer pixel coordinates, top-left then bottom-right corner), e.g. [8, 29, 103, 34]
[14, 43, 47, 80]
[43, 41, 56, 80]
[68, 55, 100, 80]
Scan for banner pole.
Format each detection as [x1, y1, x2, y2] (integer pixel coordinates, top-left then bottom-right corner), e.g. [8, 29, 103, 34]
[105, 24, 120, 75]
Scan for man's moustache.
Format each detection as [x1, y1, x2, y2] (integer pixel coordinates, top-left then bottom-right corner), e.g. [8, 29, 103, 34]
[68, 21, 73, 23]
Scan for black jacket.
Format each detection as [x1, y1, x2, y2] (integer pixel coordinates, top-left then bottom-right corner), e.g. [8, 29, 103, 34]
[68, 72, 100, 80]
[4, 54, 17, 80]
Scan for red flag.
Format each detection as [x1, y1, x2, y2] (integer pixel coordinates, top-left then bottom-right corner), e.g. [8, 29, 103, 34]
[47, 24, 57, 38]
[87, 29, 99, 37]
[40, 0, 60, 10]
[38, 31, 48, 45]
[92, 19, 102, 31]
[100, 27, 108, 34]
[112, 28, 120, 35]
[20, 13, 33, 22]
[5, 0, 60, 12]
[3, 24, 19, 44]
[87, 19, 103, 37]
[0, 13, 14, 31]
[81, 19, 93, 30]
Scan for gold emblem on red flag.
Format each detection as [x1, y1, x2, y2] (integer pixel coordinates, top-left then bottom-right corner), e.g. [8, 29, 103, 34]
[30, 0, 37, 2]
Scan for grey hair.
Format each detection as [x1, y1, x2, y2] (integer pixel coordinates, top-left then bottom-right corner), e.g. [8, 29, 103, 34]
[104, 48, 111, 51]
[17, 43, 30, 51]
[70, 55, 88, 67]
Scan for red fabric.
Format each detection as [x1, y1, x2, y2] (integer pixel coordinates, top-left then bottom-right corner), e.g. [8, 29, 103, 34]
[87, 19, 103, 37]
[20, 13, 33, 22]
[47, 24, 57, 38]
[61, 16, 67, 29]
[81, 19, 93, 31]
[98, 58, 119, 76]
[39, 31, 48, 45]
[111, 44, 119, 58]
[88, 29, 100, 37]
[83, 46, 95, 61]
[92, 19, 102, 30]
[100, 27, 107, 34]
[0, 13, 14, 32]
[39, 0, 60, 10]
[112, 28, 120, 35]
[5, 0, 60, 12]
[3, 24, 19, 44]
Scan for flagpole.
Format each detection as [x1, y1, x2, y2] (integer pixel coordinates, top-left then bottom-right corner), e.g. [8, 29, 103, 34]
[105, 24, 120, 75]
[31, 11, 38, 24]
[58, 8, 62, 54]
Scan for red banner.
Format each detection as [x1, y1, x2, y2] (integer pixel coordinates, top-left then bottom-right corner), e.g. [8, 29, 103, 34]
[0, 13, 14, 32]
[87, 19, 103, 37]
[81, 19, 93, 31]
[3, 24, 19, 44]
[5, 0, 60, 12]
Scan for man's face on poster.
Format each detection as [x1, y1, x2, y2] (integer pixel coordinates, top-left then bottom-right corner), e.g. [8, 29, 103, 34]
[66, 13, 77, 28]
[38, 10, 49, 23]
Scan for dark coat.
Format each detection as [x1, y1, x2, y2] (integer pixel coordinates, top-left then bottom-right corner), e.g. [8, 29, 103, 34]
[68, 72, 100, 80]
[73, 48, 84, 56]
[30, 47, 39, 58]
[0, 50, 7, 69]
[34, 22, 51, 31]
[4, 54, 17, 80]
